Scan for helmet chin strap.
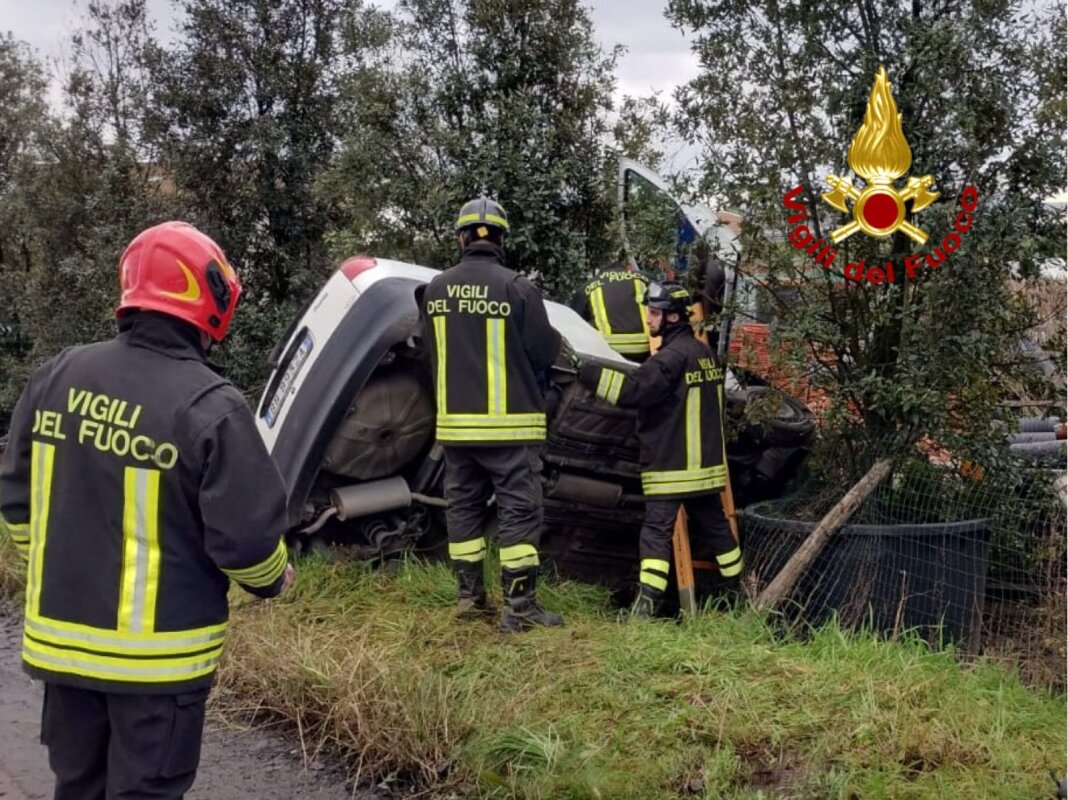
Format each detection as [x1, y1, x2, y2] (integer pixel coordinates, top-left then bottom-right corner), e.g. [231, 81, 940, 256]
[662, 316, 690, 336]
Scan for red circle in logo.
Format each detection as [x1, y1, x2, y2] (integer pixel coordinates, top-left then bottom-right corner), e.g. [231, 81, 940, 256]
[861, 192, 900, 230]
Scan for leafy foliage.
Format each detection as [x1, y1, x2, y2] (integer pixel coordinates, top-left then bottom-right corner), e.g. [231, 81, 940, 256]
[321, 0, 620, 298]
[0, 4, 176, 426]
[668, 0, 1067, 475]
[145, 0, 352, 392]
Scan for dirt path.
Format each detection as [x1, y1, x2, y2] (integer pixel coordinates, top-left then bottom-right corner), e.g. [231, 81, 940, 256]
[0, 610, 380, 800]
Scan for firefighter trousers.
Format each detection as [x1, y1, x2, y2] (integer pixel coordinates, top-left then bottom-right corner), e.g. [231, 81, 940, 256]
[638, 496, 742, 591]
[443, 446, 543, 569]
[41, 682, 208, 800]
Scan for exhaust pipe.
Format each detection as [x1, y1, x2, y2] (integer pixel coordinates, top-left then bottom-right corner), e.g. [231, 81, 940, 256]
[545, 473, 623, 507]
[331, 476, 412, 520]
[330, 476, 449, 521]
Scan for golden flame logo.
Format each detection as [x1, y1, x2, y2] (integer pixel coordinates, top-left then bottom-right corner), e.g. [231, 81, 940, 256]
[822, 67, 938, 244]
[848, 68, 911, 183]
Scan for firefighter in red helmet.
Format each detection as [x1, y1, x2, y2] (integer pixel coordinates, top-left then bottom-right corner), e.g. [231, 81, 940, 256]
[0, 221, 295, 799]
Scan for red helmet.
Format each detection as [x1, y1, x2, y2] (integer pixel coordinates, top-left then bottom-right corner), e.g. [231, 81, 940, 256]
[116, 221, 242, 342]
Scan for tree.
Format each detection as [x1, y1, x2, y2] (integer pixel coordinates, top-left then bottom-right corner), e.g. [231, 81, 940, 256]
[1, 3, 174, 425]
[668, 0, 1067, 474]
[148, 0, 351, 392]
[323, 0, 620, 299]
[0, 35, 50, 424]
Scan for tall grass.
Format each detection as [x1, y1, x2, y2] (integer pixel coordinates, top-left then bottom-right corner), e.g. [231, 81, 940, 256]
[0, 541, 1063, 798]
[219, 556, 1065, 799]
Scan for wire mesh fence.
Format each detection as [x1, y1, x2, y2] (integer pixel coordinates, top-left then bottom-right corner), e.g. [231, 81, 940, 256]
[739, 427, 1067, 690]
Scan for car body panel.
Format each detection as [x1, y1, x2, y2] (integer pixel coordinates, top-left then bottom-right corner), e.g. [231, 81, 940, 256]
[256, 258, 812, 593]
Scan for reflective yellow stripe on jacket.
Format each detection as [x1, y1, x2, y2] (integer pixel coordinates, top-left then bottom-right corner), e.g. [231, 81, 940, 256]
[434, 313, 546, 443]
[118, 467, 162, 634]
[1, 515, 29, 560]
[641, 465, 728, 495]
[21, 442, 231, 686]
[27, 441, 56, 619]
[22, 638, 223, 684]
[593, 368, 625, 405]
[437, 417, 547, 442]
[641, 387, 726, 495]
[589, 281, 650, 356]
[221, 538, 288, 588]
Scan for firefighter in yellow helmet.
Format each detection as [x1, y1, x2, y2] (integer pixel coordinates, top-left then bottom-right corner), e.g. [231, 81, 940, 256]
[577, 281, 742, 617]
[570, 263, 651, 362]
[422, 197, 564, 632]
[0, 222, 294, 799]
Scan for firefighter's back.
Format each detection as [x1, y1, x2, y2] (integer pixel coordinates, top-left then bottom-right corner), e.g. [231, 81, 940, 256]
[425, 244, 559, 445]
[0, 221, 292, 800]
[18, 313, 280, 693]
[573, 266, 650, 360]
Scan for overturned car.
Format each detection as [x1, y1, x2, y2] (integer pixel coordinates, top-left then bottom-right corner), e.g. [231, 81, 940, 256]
[255, 258, 815, 597]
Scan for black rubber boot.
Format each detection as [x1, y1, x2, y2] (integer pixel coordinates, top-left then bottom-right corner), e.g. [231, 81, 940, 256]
[629, 583, 665, 619]
[454, 561, 491, 617]
[709, 575, 743, 611]
[500, 566, 564, 633]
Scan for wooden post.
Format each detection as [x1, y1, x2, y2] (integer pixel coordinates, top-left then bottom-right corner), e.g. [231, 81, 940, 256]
[755, 459, 892, 612]
[673, 509, 698, 614]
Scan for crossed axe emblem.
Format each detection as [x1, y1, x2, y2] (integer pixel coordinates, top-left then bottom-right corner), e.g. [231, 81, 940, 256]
[822, 175, 940, 245]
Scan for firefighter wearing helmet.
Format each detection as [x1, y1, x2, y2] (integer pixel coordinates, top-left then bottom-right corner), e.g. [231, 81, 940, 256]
[570, 263, 651, 362]
[422, 196, 565, 631]
[577, 281, 742, 617]
[0, 221, 295, 798]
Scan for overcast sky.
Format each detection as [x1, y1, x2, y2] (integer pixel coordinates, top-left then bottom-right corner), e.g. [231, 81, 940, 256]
[4, 0, 701, 103]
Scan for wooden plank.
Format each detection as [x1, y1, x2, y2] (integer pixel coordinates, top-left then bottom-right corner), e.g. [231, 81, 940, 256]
[755, 459, 893, 612]
[673, 508, 697, 615]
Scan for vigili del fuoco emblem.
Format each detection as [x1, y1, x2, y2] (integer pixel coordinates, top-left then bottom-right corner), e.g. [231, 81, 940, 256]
[822, 66, 939, 245]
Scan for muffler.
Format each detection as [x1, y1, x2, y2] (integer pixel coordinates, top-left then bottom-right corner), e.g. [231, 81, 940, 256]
[545, 473, 623, 507]
[331, 476, 412, 520]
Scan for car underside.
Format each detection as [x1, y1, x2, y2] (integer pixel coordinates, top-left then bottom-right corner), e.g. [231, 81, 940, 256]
[255, 258, 815, 602]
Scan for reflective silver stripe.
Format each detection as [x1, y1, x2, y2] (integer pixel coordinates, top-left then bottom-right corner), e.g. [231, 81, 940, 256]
[487, 318, 506, 415]
[686, 387, 701, 472]
[25, 617, 226, 652]
[24, 643, 221, 680]
[130, 469, 149, 634]
[28, 442, 55, 618]
[434, 316, 448, 415]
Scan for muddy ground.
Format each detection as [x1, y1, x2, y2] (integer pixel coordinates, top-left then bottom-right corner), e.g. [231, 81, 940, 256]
[0, 610, 382, 800]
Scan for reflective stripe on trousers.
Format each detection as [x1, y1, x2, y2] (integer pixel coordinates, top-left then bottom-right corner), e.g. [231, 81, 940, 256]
[639, 558, 670, 591]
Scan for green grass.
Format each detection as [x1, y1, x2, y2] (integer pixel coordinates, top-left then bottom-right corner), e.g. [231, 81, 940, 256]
[1, 539, 1064, 798]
